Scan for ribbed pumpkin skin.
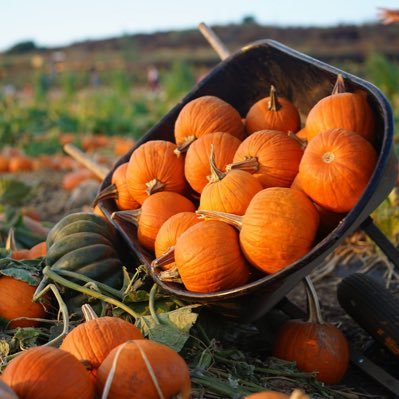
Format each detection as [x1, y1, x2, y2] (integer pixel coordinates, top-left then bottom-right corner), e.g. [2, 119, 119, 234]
[174, 96, 245, 145]
[111, 163, 140, 210]
[184, 132, 241, 193]
[241, 188, 319, 274]
[297, 128, 378, 213]
[199, 170, 263, 215]
[96, 340, 191, 399]
[244, 392, 289, 399]
[232, 130, 304, 188]
[154, 212, 201, 266]
[175, 221, 250, 292]
[0, 276, 47, 329]
[138, 192, 196, 251]
[245, 97, 300, 134]
[305, 92, 375, 142]
[60, 316, 143, 377]
[273, 320, 349, 384]
[2, 346, 95, 399]
[126, 140, 186, 204]
[0, 381, 19, 399]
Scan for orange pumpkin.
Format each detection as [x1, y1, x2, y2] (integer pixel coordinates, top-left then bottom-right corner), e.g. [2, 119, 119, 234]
[96, 340, 191, 399]
[184, 132, 241, 193]
[227, 130, 304, 188]
[297, 128, 378, 213]
[245, 85, 301, 135]
[273, 277, 349, 384]
[8, 156, 32, 173]
[94, 163, 140, 211]
[113, 137, 135, 156]
[305, 74, 375, 142]
[126, 140, 186, 204]
[154, 212, 201, 269]
[112, 191, 195, 251]
[62, 169, 97, 191]
[2, 346, 95, 399]
[243, 392, 289, 399]
[61, 304, 143, 378]
[0, 155, 10, 172]
[199, 146, 262, 215]
[197, 188, 319, 274]
[27, 241, 47, 258]
[173, 220, 250, 292]
[174, 96, 245, 153]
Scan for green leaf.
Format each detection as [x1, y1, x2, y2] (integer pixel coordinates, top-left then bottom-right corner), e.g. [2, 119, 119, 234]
[0, 339, 10, 358]
[0, 257, 43, 285]
[0, 179, 31, 206]
[11, 327, 41, 350]
[148, 324, 190, 352]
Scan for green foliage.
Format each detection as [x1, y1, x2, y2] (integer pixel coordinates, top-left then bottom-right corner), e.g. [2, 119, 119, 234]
[162, 61, 195, 100]
[6, 41, 37, 54]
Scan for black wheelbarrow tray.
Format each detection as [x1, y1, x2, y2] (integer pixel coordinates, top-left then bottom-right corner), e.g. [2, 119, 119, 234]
[98, 39, 398, 322]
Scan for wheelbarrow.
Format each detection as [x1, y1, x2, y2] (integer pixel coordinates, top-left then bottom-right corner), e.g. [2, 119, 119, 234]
[97, 29, 398, 323]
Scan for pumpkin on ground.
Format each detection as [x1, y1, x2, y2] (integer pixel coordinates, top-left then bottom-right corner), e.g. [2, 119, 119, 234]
[174, 95, 245, 154]
[244, 389, 309, 399]
[125, 140, 186, 204]
[297, 128, 378, 213]
[227, 130, 304, 188]
[2, 346, 95, 399]
[273, 277, 349, 385]
[245, 85, 301, 135]
[96, 339, 191, 399]
[184, 131, 241, 193]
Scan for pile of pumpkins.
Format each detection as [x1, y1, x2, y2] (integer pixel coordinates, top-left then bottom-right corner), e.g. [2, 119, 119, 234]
[96, 73, 377, 294]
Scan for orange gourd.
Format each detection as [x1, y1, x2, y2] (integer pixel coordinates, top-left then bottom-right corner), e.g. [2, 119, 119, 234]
[297, 128, 378, 213]
[199, 146, 263, 215]
[61, 304, 143, 378]
[62, 169, 97, 191]
[245, 85, 301, 135]
[113, 137, 135, 156]
[27, 241, 47, 258]
[154, 212, 201, 269]
[174, 96, 245, 154]
[2, 346, 95, 399]
[197, 188, 319, 274]
[244, 389, 308, 399]
[126, 140, 186, 204]
[112, 191, 195, 251]
[184, 132, 241, 193]
[93, 163, 140, 211]
[8, 156, 32, 173]
[158, 220, 251, 293]
[0, 155, 10, 172]
[96, 340, 191, 399]
[227, 130, 304, 188]
[273, 277, 349, 384]
[305, 74, 375, 142]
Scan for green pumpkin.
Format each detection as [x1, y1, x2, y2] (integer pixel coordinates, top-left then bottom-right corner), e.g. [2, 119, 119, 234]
[46, 212, 122, 288]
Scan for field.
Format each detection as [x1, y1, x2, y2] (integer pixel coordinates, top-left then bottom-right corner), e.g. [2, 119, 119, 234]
[0, 22, 399, 398]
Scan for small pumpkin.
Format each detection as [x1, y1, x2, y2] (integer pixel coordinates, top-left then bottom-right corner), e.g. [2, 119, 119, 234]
[244, 389, 309, 399]
[0, 381, 18, 399]
[8, 156, 32, 173]
[2, 346, 95, 399]
[96, 339, 191, 399]
[305, 74, 375, 142]
[62, 169, 98, 191]
[93, 163, 140, 211]
[0, 155, 10, 172]
[60, 304, 143, 378]
[184, 131, 241, 193]
[273, 277, 349, 384]
[245, 85, 301, 135]
[126, 140, 186, 204]
[112, 191, 195, 252]
[197, 188, 319, 274]
[297, 128, 378, 213]
[199, 145, 263, 215]
[154, 212, 201, 270]
[174, 95, 245, 154]
[113, 137, 135, 156]
[227, 130, 304, 188]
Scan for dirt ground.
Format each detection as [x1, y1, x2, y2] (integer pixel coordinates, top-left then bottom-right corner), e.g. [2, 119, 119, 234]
[6, 169, 399, 398]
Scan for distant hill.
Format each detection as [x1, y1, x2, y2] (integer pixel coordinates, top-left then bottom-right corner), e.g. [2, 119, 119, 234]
[1, 22, 399, 88]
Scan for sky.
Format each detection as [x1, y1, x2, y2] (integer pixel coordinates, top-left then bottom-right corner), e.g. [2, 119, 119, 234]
[1, 0, 398, 52]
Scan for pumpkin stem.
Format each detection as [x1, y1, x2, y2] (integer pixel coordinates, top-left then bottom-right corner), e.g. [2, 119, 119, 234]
[290, 389, 310, 399]
[304, 276, 324, 324]
[151, 246, 176, 270]
[208, 144, 226, 183]
[174, 135, 197, 156]
[111, 209, 141, 226]
[149, 283, 161, 325]
[92, 183, 118, 208]
[145, 178, 165, 196]
[5, 228, 17, 251]
[268, 85, 282, 111]
[82, 304, 98, 321]
[195, 210, 243, 230]
[158, 265, 182, 283]
[288, 131, 307, 150]
[332, 74, 346, 95]
[225, 156, 259, 173]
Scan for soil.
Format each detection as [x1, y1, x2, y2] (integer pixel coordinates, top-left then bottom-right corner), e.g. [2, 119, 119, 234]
[4, 169, 399, 398]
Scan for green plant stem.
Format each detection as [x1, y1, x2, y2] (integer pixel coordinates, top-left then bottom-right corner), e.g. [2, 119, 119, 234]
[40, 266, 142, 320]
[149, 283, 161, 325]
[191, 375, 250, 397]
